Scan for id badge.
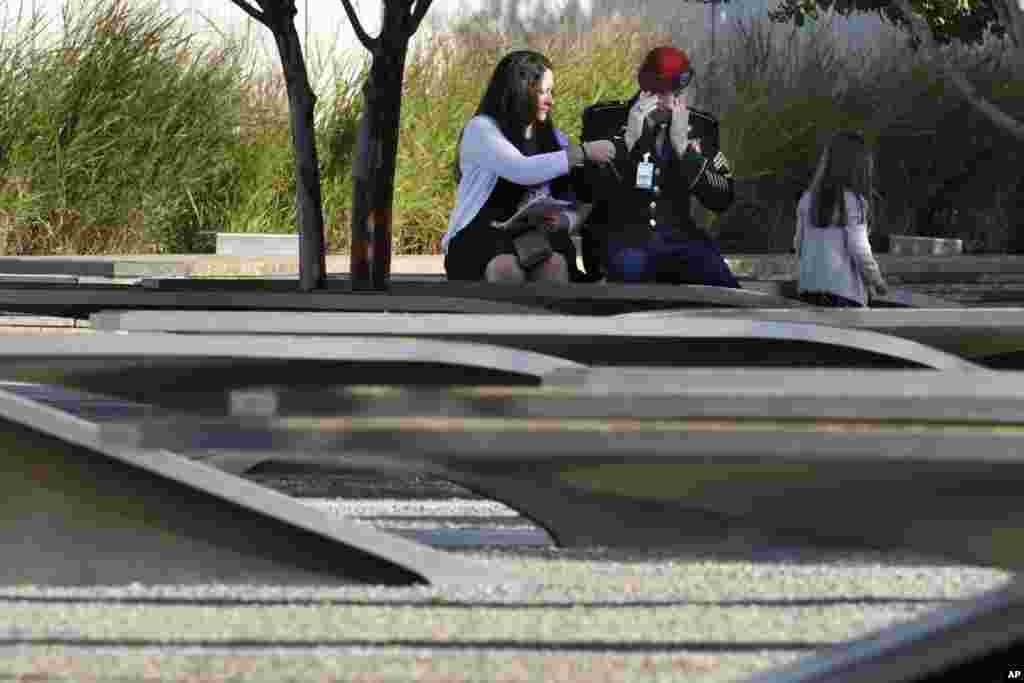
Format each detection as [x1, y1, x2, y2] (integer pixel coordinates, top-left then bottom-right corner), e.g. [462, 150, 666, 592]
[635, 153, 654, 190]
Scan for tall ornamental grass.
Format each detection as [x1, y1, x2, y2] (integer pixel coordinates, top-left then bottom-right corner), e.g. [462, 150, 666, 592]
[0, 0, 245, 254]
[2, 2, 1024, 254]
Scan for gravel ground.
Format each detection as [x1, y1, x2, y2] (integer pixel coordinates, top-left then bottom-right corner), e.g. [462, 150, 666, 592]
[0, 477, 1012, 683]
[0, 554, 1010, 683]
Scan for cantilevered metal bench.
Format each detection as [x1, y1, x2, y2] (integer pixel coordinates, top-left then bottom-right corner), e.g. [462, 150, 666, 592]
[0, 333, 589, 586]
[89, 311, 983, 371]
[616, 307, 1024, 369]
[741, 279, 963, 309]
[0, 332, 584, 413]
[0, 383, 507, 587]
[101, 366, 1024, 574]
[0, 277, 802, 319]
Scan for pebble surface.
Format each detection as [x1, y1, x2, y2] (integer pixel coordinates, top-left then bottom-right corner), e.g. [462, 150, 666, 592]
[0, 472, 1012, 682]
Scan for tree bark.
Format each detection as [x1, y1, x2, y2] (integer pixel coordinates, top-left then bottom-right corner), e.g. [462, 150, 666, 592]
[271, 14, 326, 291]
[349, 3, 409, 292]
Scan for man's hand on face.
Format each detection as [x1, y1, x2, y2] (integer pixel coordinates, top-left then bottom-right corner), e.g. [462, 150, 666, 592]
[669, 92, 691, 157]
[625, 92, 660, 152]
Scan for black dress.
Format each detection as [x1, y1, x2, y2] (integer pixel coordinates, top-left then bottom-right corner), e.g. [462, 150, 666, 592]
[445, 135, 581, 281]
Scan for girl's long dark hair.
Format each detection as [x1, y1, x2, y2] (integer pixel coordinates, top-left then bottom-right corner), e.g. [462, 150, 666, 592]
[808, 130, 874, 229]
[454, 50, 560, 184]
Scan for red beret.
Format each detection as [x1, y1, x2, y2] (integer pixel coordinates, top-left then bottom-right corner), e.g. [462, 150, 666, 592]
[637, 46, 692, 93]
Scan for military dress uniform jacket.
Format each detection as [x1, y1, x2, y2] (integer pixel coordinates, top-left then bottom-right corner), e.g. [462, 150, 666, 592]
[578, 104, 735, 278]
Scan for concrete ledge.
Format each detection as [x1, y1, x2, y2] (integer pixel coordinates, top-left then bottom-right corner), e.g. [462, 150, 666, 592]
[216, 232, 298, 256]
[889, 234, 963, 257]
[0, 316, 92, 335]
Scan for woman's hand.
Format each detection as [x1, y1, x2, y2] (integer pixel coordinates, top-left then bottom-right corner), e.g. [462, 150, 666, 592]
[568, 140, 615, 167]
[538, 207, 570, 232]
[583, 140, 616, 164]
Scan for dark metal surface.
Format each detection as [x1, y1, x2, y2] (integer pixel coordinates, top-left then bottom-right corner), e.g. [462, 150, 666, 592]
[0, 277, 803, 318]
[740, 280, 962, 308]
[0, 283, 554, 316]
[0, 333, 583, 412]
[99, 376, 1024, 570]
[88, 311, 982, 370]
[617, 307, 1024, 366]
[0, 385, 507, 586]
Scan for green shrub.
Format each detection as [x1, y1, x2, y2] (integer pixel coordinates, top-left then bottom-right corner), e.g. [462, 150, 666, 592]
[1, 0, 244, 253]
[4, 3, 1024, 254]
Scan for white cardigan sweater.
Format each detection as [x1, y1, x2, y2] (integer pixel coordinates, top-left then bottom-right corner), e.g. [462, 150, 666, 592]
[442, 115, 571, 253]
[794, 190, 885, 306]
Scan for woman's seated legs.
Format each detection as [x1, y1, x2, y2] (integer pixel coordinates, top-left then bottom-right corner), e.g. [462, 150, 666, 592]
[529, 251, 568, 283]
[484, 254, 527, 283]
[446, 224, 518, 281]
[446, 222, 573, 284]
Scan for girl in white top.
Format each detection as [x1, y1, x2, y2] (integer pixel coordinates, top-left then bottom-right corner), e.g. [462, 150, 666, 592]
[794, 130, 887, 307]
[443, 50, 615, 283]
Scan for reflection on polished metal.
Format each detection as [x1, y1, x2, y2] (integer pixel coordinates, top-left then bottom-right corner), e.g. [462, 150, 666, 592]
[102, 371, 1024, 571]
[89, 311, 982, 371]
[0, 386, 508, 586]
[747, 578, 1024, 682]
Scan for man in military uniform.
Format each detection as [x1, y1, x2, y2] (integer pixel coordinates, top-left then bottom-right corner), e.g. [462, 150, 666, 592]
[579, 46, 739, 287]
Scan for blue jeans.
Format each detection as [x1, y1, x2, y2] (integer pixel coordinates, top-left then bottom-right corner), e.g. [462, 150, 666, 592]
[606, 232, 740, 288]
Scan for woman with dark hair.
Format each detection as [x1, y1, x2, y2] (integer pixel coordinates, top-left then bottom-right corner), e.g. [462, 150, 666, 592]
[795, 130, 888, 307]
[443, 50, 615, 283]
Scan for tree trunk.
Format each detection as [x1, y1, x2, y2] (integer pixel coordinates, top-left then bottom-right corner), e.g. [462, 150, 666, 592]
[350, 5, 408, 292]
[272, 15, 326, 291]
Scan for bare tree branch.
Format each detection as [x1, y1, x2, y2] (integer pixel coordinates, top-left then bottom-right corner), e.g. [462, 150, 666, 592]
[228, 0, 266, 25]
[339, 0, 378, 51]
[991, 0, 1024, 50]
[405, 0, 435, 38]
[891, 0, 1024, 143]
